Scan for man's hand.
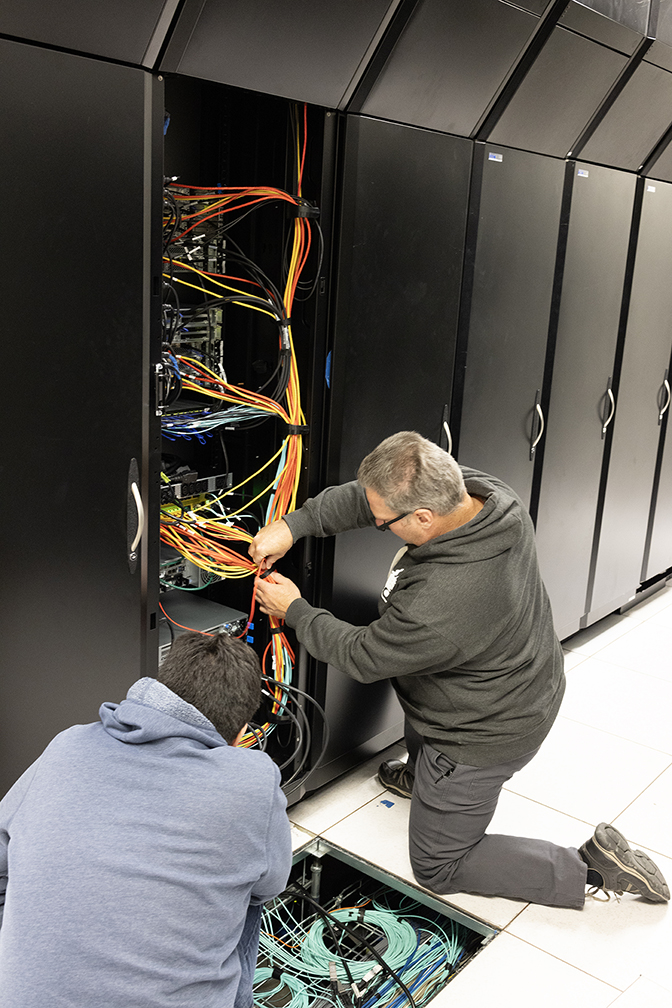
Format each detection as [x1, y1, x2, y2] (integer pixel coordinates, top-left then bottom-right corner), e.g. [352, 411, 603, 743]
[255, 572, 302, 620]
[249, 519, 294, 571]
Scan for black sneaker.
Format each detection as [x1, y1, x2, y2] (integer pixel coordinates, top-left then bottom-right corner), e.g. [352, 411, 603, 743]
[580, 822, 670, 903]
[377, 759, 414, 799]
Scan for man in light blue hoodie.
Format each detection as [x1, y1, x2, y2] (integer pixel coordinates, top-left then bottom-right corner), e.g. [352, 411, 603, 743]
[0, 631, 292, 1008]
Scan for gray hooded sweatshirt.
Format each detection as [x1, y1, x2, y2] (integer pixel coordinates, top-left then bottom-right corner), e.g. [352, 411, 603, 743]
[284, 467, 565, 767]
[0, 678, 291, 1008]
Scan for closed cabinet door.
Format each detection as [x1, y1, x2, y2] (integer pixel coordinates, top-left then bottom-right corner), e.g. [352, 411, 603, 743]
[0, 40, 161, 794]
[642, 350, 672, 582]
[587, 179, 672, 623]
[318, 116, 473, 784]
[534, 163, 637, 640]
[456, 144, 565, 507]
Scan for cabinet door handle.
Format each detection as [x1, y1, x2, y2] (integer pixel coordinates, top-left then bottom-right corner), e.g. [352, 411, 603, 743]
[659, 377, 671, 425]
[130, 481, 145, 556]
[530, 396, 544, 460]
[602, 382, 615, 439]
[442, 420, 453, 456]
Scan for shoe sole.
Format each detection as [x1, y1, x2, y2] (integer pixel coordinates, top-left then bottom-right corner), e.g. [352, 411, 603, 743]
[593, 824, 669, 902]
[376, 774, 412, 800]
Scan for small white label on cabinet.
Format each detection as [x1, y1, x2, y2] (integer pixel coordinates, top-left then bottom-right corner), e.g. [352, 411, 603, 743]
[647, 185, 656, 192]
[577, 169, 589, 177]
[488, 152, 503, 162]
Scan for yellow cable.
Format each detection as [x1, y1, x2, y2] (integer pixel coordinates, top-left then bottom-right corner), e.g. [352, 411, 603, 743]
[165, 257, 258, 300]
[191, 442, 287, 512]
[163, 273, 279, 320]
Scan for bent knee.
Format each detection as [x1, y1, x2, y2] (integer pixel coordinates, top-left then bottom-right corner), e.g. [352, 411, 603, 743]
[410, 849, 461, 894]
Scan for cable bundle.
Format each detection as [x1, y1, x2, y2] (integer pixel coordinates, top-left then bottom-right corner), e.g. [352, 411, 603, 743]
[255, 888, 472, 1008]
[160, 105, 314, 559]
[159, 106, 320, 788]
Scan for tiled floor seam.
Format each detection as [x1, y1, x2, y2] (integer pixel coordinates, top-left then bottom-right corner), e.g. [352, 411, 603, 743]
[289, 791, 389, 834]
[498, 931, 624, 994]
[555, 714, 672, 757]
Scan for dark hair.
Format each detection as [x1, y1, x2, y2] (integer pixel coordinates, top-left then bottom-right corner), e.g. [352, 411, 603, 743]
[157, 631, 261, 744]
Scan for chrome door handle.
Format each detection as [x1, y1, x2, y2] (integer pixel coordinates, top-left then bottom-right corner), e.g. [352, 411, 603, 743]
[130, 482, 145, 556]
[602, 380, 615, 439]
[659, 376, 671, 425]
[532, 404, 545, 447]
[530, 393, 544, 460]
[443, 420, 453, 456]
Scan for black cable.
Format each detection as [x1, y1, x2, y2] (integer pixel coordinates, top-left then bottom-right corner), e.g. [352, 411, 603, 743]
[245, 721, 267, 752]
[290, 886, 417, 1008]
[159, 614, 175, 645]
[260, 687, 306, 772]
[287, 884, 359, 998]
[260, 676, 330, 797]
[294, 221, 325, 302]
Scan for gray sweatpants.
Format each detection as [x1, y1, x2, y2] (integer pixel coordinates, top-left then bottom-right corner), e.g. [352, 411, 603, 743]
[405, 722, 588, 908]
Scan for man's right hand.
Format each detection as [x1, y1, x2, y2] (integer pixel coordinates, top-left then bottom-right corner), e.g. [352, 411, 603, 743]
[248, 519, 294, 570]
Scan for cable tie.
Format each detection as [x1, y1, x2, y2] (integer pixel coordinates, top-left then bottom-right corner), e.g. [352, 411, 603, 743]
[294, 199, 320, 219]
[287, 424, 309, 436]
[270, 626, 284, 635]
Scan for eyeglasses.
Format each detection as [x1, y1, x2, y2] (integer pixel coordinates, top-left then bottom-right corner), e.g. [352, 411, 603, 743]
[375, 511, 412, 532]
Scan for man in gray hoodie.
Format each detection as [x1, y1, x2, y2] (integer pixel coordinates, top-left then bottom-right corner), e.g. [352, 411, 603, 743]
[252, 431, 668, 910]
[0, 631, 291, 1008]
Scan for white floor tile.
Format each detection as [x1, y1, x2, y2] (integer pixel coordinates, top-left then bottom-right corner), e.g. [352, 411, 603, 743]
[429, 931, 619, 1008]
[562, 657, 672, 754]
[288, 743, 405, 835]
[507, 850, 672, 990]
[593, 621, 672, 681]
[564, 649, 589, 671]
[505, 716, 671, 825]
[492, 788, 593, 847]
[291, 823, 315, 852]
[649, 604, 672, 630]
[563, 613, 638, 656]
[321, 793, 534, 929]
[608, 976, 672, 1008]
[613, 763, 672, 861]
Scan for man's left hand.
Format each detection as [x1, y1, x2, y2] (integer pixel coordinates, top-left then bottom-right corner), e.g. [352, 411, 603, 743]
[255, 571, 302, 620]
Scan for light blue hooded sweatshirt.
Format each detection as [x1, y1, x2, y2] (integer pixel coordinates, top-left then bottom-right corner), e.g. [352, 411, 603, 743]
[0, 678, 291, 1008]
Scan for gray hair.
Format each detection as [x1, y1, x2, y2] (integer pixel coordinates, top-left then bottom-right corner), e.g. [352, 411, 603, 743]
[357, 431, 466, 515]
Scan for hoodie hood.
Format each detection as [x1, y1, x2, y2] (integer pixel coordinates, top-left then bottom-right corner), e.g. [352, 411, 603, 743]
[99, 678, 227, 748]
[410, 474, 524, 565]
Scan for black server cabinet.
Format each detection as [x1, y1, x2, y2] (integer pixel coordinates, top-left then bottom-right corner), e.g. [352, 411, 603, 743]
[455, 143, 566, 508]
[307, 115, 473, 788]
[642, 343, 672, 582]
[0, 41, 162, 796]
[587, 178, 672, 624]
[534, 162, 637, 640]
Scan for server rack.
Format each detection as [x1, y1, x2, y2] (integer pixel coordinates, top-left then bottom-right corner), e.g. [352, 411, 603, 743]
[454, 143, 566, 508]
[533, 161, 637, 640]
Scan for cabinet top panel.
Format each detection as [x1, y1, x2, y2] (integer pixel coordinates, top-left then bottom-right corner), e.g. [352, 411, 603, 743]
[160, 0, 400, 108]
[0, 0, 177, 66]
